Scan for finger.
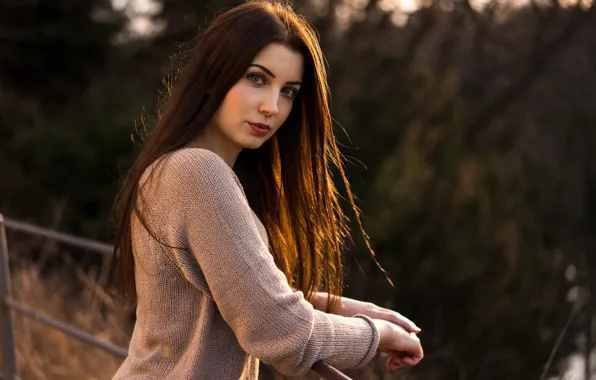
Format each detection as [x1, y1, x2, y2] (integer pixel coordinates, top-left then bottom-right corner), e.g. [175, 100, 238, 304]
[389, 311, 421, 331]
[393, 354, 418, 367]
[405, 332, 424, 357]
[403, 349, 423, 365]
[402, 356, 416, 366]
[391, 362, 403, 371]
[388, 358, 403, 371]
[387, 353, 401, 368]
[389, 353, 409, 368]
[390, 349, 422, 366]
[383, 311, 421, 333]
[386, 355, 399, 370]
[414, 340, 424, 360]
[392, 357, 405, 368]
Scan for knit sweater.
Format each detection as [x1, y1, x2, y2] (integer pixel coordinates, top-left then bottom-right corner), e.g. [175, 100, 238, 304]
[112, 148, 380, 379]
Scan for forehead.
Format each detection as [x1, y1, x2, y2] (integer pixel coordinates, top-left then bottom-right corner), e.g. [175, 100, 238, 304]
[252, 43, 304, 81]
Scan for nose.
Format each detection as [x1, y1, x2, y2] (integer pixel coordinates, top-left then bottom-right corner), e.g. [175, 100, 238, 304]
[259, 90, 279, 117]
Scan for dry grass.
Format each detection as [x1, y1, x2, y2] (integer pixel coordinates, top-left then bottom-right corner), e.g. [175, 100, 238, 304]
[9, 255, 132, 380]
[4, 254, 410, 380]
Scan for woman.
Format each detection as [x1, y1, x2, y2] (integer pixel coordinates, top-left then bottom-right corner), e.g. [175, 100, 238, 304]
[110, 1, 423, 379]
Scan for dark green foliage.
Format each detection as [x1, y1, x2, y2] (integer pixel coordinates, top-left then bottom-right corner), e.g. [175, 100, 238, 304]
[2, 0, 596, 378]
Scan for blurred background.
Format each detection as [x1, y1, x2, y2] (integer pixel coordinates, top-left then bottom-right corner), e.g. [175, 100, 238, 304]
[1, 0, 595, 379]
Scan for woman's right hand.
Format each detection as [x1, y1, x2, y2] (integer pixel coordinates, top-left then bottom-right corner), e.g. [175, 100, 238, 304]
[373, 319, 424, 370]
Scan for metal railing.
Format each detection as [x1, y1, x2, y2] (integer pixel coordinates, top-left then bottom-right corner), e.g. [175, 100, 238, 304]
[0, 214, 350, 380]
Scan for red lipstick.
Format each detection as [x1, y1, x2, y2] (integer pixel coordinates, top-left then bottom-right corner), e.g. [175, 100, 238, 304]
[248, 122, 270, 136]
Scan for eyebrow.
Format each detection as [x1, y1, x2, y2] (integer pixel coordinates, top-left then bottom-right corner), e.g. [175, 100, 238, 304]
[249, 63, 302, 86]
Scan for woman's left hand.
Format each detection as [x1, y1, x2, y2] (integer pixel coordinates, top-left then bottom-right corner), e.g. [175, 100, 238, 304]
[308, 292, 422, 369]
[335, 296, 421, 334]
[303, 290, 421, 334]
[338, 297, 423, 370]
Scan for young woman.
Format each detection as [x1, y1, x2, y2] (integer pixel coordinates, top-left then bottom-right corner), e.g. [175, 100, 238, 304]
[110, 1, 423, 379]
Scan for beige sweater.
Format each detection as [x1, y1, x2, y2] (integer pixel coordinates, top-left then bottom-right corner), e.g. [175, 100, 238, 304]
[112, 148, 380, 379]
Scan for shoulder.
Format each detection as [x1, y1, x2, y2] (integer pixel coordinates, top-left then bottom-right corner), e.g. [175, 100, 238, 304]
[148, 148, 236, 184]
[140, 148, 241, 201]
[164, 148, 232, 178]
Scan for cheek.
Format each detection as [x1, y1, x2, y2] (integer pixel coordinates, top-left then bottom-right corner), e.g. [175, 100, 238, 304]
[214, 86, 250, 129]
[224, 84, 253, 111]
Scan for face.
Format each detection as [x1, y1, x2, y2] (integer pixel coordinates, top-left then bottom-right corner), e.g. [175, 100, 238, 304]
[208, 43, 304, 152]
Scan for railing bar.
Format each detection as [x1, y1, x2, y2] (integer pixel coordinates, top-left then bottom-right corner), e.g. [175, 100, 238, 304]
[2, 218, 113, 256]
[0, 371, 23, 380]
[312, 361, 352, 380]
[0, 215, 18, 380]
[1, 216, 351, 379]
[7, 294, 349, 379]
[4, 298, 128, 358]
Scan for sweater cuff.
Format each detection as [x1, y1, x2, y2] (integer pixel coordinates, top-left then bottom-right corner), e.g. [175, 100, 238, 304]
[351, 314, 380, 368]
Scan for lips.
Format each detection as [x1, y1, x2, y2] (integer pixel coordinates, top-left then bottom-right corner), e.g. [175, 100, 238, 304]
[248, 122, 270, 136]
[249, 122, 270, 130]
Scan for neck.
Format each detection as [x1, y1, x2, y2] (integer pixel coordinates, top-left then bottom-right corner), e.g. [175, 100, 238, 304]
[188, 125, 241, 168]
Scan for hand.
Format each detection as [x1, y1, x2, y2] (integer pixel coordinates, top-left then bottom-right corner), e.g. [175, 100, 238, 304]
[373, 319, 423, 370]
[334, 296, 421, 334]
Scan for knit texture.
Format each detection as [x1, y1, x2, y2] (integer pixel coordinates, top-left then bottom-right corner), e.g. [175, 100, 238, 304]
[112, 148, 380, 379]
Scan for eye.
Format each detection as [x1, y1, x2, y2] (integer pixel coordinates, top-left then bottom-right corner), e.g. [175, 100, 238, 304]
[282, 87, 299, 99]
[247, 72, 265, 85]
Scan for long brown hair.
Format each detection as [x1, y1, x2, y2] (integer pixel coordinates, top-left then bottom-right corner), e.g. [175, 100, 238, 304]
[110, 0, 389, 312]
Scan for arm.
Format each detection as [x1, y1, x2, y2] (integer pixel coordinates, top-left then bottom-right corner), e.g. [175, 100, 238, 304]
[303, 291, 332, 312]
[307, 291, 420, 334]
[308, 291, 423, 369]
[150, 150, 380, 375]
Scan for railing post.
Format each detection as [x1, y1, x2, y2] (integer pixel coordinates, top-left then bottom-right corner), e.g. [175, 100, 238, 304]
[0, 214, 18, 380]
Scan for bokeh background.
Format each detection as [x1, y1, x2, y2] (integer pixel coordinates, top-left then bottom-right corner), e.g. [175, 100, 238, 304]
[1, 0, 596, 379]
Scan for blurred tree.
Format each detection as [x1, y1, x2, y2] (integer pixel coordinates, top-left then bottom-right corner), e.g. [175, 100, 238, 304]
[0, 0, 126, 235]
[309, 1, 586, 378]
[0, 0, 124, 104]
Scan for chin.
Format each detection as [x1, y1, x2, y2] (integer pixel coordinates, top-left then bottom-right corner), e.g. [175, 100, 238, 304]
[239, 137, 268, 150]
[243, 142, 265, 150]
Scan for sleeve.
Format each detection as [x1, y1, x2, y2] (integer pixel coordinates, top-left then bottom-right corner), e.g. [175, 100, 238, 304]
[148, 149, 379, 375]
